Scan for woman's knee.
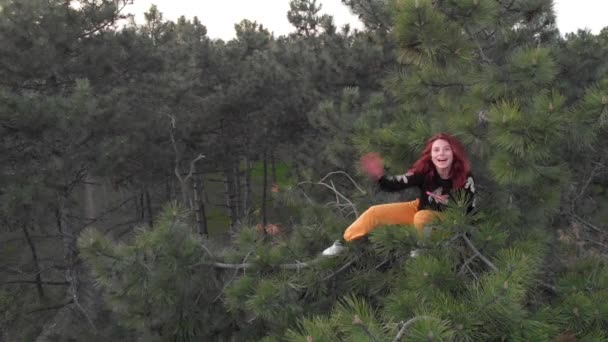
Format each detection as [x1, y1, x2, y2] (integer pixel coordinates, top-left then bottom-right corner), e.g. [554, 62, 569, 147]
[413, 211, 435, 229]
[363, 205, 379, 217]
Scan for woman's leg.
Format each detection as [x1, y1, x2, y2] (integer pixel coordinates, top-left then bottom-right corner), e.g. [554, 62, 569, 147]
[343, 199, 420, 241]
[413, 210, 440, 234]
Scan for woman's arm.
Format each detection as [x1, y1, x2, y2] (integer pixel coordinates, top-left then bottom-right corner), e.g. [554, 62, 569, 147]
[360, 152, 424, 192]
[377, 172, 424, 192]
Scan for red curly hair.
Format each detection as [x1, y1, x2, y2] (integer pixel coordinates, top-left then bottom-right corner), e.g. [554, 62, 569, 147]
[408, 133, 471, 189]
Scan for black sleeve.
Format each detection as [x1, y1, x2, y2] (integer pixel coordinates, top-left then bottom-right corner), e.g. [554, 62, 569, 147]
[377, 173, 424, 192]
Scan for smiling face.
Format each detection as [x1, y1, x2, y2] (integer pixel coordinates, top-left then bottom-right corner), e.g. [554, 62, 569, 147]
[431, 139, 454, 175]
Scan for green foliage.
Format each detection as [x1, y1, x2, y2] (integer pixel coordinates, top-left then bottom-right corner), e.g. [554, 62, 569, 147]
[393, 0, 472, 66]
[2, 0, 608, 340]
[79, 204, 231, 341]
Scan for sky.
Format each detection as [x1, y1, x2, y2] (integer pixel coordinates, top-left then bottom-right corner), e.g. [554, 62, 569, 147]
[123, 0, 607, 40]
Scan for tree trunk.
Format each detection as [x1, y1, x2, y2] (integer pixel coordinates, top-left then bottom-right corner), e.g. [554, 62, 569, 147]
[22, 223, 45, 300]
[224, 161, 239, 231]
[198, 175, 209, 236]
[179, 177, 192, 211]
[243, 157, 252, 220]
[83, 173, 97, 221]
[165, 173, 172, 202]
[271, 150, 277, 183]
[145, 189, 153, 228]
[233, 159, 242, 221]
[140, 189, 145, 223]
[55, 194, 96, 334]
[134, 192, 140, 223]
[262, 151, 268, 228]
[193, 166, 208, 236]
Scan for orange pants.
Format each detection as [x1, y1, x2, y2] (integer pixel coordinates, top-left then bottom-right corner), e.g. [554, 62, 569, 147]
[343, 199, 438, 241]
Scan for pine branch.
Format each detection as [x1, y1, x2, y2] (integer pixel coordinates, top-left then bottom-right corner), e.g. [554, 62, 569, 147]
[212, 251, 254, 303]
[66, 267, 97, 333]
[26, 299, 74, 314]
[319, 171, 367, 195]
[1, 280, 69, 286]
[394, 316, 434, 341]
[298, 174, 359, 217]
[321, 255, 360, 281]
[0, 234, 75, 244]
[68, 197, 134, 230]
[465, 263, 479, 281]
[200, 257, 328, 270]
[464, 25, 493, 64]
[458, 254, 479, 276]
[166, 113, 205, 209]
[353, 314, 378, 341]
[572, 214, 604, 234]
[461, 234, 498, 272]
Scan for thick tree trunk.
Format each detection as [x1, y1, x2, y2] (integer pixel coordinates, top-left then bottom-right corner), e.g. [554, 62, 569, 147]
[22, 223, 45, 300]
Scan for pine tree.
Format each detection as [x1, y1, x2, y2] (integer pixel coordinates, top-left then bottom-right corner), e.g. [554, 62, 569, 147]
[57, 1, 608, 341]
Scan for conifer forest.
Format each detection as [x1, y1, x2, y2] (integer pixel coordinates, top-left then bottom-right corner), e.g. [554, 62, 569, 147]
[2, 0, 608, 341]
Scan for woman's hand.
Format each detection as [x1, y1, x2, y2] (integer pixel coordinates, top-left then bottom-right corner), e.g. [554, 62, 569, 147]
[360, 152, 384, 181]
[426, 191, 449, 205]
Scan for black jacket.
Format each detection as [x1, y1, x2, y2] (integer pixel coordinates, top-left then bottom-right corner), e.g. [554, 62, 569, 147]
[378, 172, 476, 212]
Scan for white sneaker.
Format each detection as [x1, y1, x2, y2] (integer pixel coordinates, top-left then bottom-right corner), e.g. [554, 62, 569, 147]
[409, 249, 420, 258]
[322, 240, 347, 256]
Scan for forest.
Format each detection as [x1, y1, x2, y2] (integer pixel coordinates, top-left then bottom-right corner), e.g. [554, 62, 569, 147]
[2, 0, 608, 341]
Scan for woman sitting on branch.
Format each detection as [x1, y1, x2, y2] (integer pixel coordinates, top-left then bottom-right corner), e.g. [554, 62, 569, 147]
[322, 133, 477, 256]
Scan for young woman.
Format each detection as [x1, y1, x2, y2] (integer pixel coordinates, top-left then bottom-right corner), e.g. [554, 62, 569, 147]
[322, 133, 476, 256]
